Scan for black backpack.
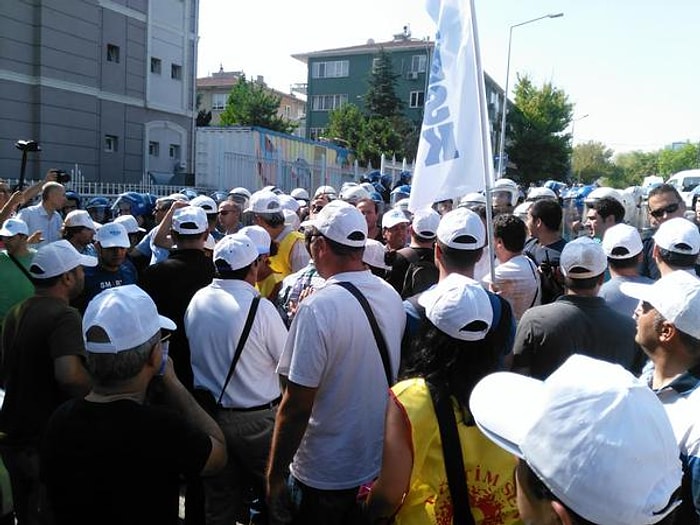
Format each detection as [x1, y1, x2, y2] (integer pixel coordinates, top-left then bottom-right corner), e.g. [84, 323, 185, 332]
[399, 247, 438, 299]
[524, 240, 565, 305]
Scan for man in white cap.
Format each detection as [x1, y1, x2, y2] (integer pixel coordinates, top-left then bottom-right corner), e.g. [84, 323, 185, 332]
[246, 190, 308, 279]
[0, 218, 35, 329]
[133, 193, 189, 266]
[141, 206, 214, 392]
[650, 216, 700, 278]
[513, 237, 644, 379]
[599, 223, 654, 317]
[267, 200, 405, 525]
[470, 354, 683, 525]
[186, 233, 287, 525]
[584, 196, 625, 240]
[0, 239, 95, 524]
[73, 221, 138, 312]
[218, 199, 242, 236]
[641, 184, 688, 280]
[381, 208, 410, 252]
[62, 209, 97, 257]
[386, 208, 440, 298]
[41, 285, 226, 525]
[622, 270, 700, 522]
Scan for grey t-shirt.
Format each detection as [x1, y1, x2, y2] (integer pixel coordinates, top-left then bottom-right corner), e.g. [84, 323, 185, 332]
[599, 274, 654, 318]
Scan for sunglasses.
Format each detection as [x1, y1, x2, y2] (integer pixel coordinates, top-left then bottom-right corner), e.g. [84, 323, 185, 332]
[219, 210, 236, 216]
[649, 202, 680, 219]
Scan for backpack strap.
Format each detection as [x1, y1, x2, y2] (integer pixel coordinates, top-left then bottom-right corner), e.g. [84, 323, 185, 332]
[427, 382, 476, 525]
[335, 282, 392, 386]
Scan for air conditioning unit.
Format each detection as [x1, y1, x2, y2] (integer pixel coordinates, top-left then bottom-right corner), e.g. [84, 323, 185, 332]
[407, 71, 419, 80]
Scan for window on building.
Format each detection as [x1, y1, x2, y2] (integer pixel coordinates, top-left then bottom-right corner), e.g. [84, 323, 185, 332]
[212, 93, 227, 110]
[311, 60, 349, 79]
[148, 141, 160, 156]
[372, 58, 381, 73]
[411, 55, 427, 73]
[284, 105, 291, 117]
[151, 57, 162, 74]
[169, 144, 181, 159]
[107, 44, 120, 63]
[171, 64, 182, 80]
[310, 128, 326, 140]
[105, 135, 118, 152]
[409, 91, 425, 108]
[311, 94, 348, 112]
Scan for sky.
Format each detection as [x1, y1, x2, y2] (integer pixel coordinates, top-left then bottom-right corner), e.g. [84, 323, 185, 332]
[197, 0, 700, 156]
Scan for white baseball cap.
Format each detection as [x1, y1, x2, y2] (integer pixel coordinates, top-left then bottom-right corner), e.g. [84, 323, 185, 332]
[291, 188, 309, 201]
[283, 209, 300, 231]
[362, 238, 391, 271]
[621, 269, 700, 340]
[213, 232, 259, 271]
[83, 284, 176, 353]
[339, 184, 370, 204]
[204, 234, 216, 251]
[382, 208, 410, 229]
[418, 273, 492, 341]
[190, 195, 219, 215]
[0, 218, 29, 237]
[653, 217, 700, 255]
[314, 185, 337, 199]
[240, 225, 271, 255]
[411, 208, 440, 239]
[278, 194, 301, 213]
[95, 222, 130, 249]
[29, 239, 97, 279]
[470, 354, 682, 525]
[113, 214, 145, 234]
[172, 206, 208, 235]
[560, 237, 607, 278]
[301, 199, 367, 248]
[602, 223, 643, 259]
[245, 191, 282, 214]
[436, 208, 485, 250]
[64, 210, 97, 231]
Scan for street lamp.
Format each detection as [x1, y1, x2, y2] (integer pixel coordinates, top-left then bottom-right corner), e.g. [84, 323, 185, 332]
[496, 12, 564, 179]
[571, 113, 590, 182]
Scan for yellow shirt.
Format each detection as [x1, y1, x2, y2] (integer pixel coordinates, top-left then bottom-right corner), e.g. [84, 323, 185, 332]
[391, 378, 521, 525]
[269, 230, 304, 278]
[256, 272, 284, 301]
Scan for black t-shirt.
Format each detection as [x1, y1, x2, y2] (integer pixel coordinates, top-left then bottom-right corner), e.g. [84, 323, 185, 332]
[0, 296, 86, 446]
[41, 398, 212, 525]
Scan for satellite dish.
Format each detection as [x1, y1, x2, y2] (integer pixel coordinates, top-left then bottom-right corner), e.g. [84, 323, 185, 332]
[367, 38, 375, 45]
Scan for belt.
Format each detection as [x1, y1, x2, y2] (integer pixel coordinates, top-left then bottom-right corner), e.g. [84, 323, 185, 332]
[219, 396, 282, 412]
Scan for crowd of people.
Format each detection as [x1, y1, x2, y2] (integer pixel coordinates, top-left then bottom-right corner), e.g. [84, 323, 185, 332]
[0, 169, 699, 525]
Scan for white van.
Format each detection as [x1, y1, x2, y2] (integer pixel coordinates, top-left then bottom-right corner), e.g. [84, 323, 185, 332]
[666, 169, 700, 208]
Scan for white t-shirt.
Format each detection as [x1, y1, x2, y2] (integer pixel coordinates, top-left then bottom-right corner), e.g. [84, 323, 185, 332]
[185, 279, 287, 408]
[17, 203, 62, 247]
[277, 269, 405, 490]
[483, 254, 540, 320]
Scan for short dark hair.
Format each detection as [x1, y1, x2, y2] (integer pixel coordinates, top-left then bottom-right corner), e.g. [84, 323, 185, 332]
[591, 197, 625, 223]
[322, 234, 364, 258]
[255, 211, 285, 228]
[607, 254, 640, 270]
[437, 240, 483, 271]
[648, 183, 682, 202]
[172, 230, 207, 243]
[30, 266, 79, 288]
[657, 247, 698, 269]
[493, 214, 526, 253]
[529, 200, 562, 231]
[564, 272, 604, 291]
[214, 258, 255, 280]
[62, 226, 88, 241]
[86, 327, 158, 385]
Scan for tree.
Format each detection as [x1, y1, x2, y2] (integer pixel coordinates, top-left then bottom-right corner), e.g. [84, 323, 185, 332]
[325, 104, 366, 151]
[363, 49, 403, 118]
[507, 75, 573, 184]
[572, 141, 618, 184]
[613, 150, 659, 187]
[656, 143, 699, 176]
[219, 74, 297, 134]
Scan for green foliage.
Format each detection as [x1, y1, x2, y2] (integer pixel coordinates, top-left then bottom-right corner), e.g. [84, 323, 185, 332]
[656, 143, 699, 176]
[219, 75, 297, 134]
[506, 75, 573, 184]
[363, 49, 403, 118]
[612, 150, 660, 187]
[572, 141, 618, 184]
[326, 104, 366, 151]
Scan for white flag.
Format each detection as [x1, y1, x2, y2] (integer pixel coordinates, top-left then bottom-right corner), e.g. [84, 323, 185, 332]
[409, 0, 494, 212]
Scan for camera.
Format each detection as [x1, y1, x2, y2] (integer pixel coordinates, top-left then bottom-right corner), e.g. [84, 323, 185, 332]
[53, 169, 71, 184]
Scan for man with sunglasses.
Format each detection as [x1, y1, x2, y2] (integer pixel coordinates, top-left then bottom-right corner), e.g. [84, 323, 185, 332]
[41, 285, 226, 525]
[621, 270, 700, 523]
[641, 184, 687, 280]
[218, 199, 242, 235]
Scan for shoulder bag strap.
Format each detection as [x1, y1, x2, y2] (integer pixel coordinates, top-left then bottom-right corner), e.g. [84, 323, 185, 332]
[216, 295, 261, 405]
[335, 281, 392, 386]
[427, 382, 476, 525]
[525, 256, 540, 308]
[7, 252, 33, 282]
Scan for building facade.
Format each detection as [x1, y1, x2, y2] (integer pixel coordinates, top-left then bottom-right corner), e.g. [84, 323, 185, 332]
[196, 67, 306, 136]
[293, 27, 505, 157]
[0, 0, 198, 185]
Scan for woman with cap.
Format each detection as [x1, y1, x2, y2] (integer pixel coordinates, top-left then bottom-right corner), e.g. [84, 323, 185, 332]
[364, 273, 520, 525]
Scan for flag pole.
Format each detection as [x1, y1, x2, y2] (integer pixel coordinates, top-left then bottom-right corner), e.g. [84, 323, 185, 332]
[469, 0, 497, 284]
